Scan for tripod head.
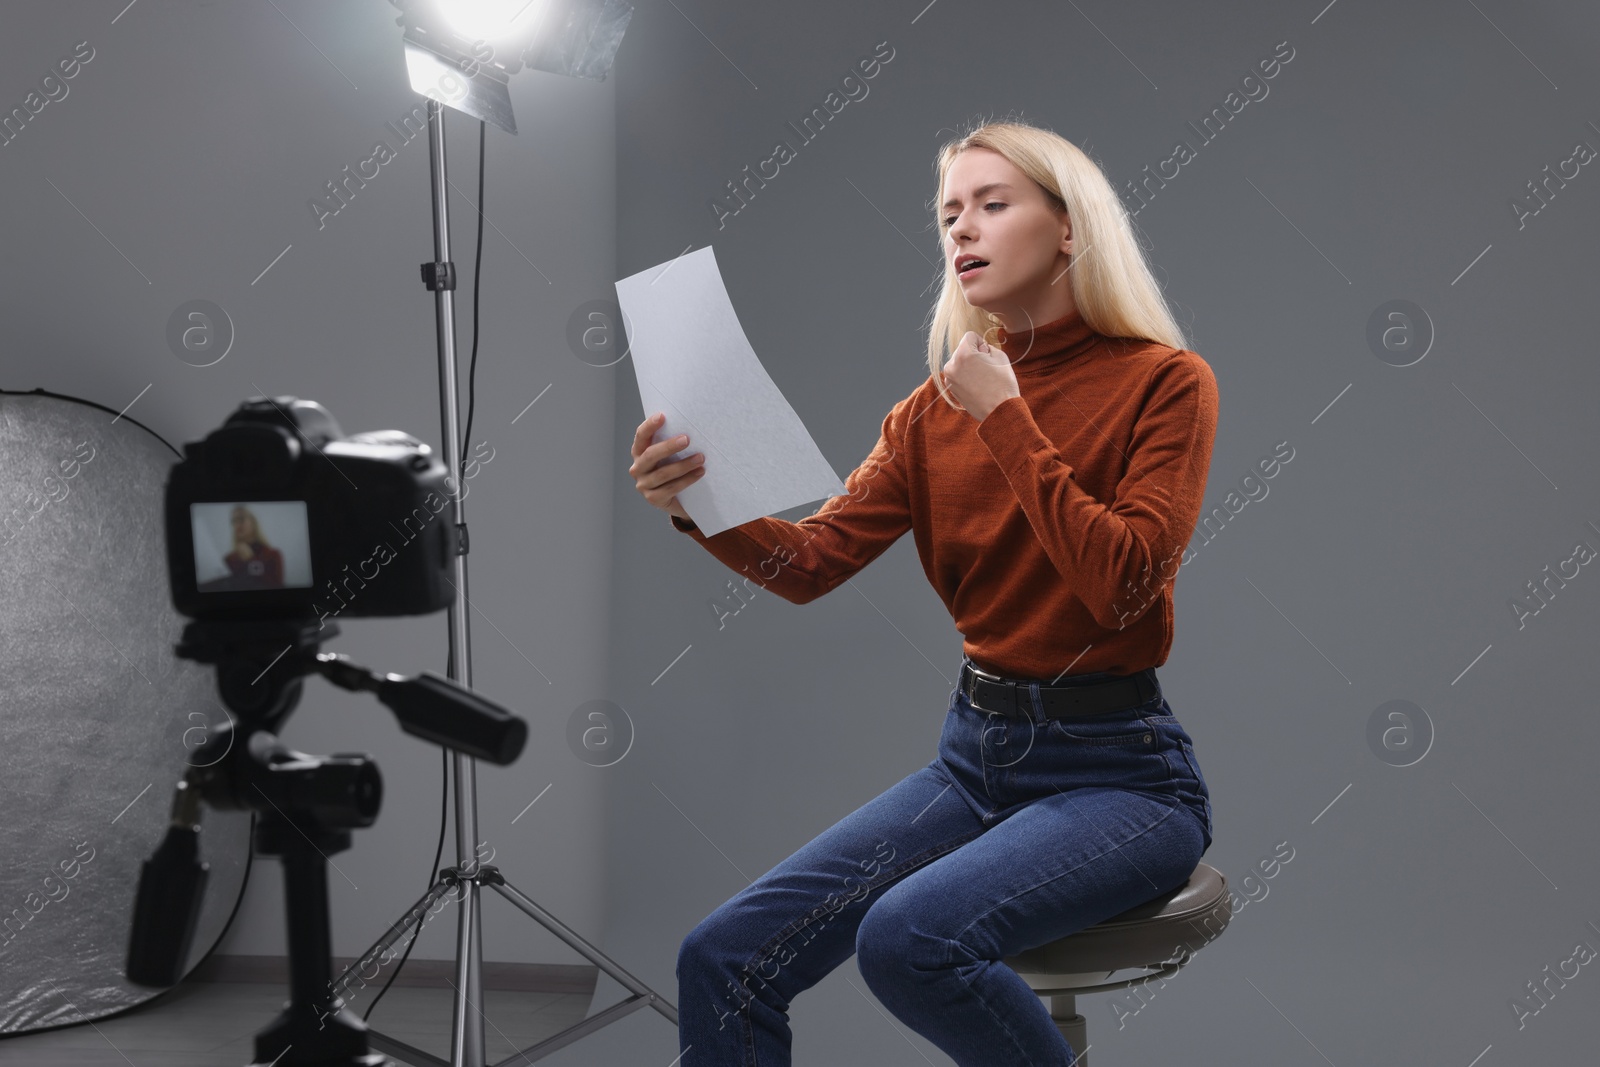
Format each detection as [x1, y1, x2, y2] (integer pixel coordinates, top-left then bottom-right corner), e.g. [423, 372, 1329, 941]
[126, 615, 527, 1066]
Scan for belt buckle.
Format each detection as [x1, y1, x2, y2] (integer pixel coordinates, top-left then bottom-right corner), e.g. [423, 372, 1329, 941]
[964, 661, 1020, 718]
[967, 660, 1003, 684]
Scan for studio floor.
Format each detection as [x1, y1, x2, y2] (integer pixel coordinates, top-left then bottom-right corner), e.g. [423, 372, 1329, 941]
[0, 980, 596, 1066]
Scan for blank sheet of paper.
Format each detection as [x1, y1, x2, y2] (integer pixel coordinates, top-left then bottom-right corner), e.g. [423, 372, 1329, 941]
[614, 245, 846, 538]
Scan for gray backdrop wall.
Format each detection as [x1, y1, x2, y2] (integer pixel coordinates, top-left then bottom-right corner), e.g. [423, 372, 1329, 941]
[600, 1, 1600, 1065]
[4, 1, 1599, 1065]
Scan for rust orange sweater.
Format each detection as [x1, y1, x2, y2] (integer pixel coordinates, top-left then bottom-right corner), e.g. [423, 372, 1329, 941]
[669, 308, 1220, 680]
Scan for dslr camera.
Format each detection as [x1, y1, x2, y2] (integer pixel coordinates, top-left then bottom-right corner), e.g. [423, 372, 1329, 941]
[165, 396, 459, 625]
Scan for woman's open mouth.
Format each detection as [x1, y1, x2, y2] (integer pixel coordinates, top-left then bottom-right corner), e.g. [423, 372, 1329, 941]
[957, 260, 988, 279]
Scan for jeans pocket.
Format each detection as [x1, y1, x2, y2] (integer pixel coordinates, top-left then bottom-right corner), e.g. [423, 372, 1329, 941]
[1161, 723, 1206, 783]
[1044, 711, 1156, 747]
[1146, 718, 1214, 847]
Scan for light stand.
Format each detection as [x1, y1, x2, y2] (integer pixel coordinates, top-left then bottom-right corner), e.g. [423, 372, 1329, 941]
[334, 4, 679, 1065]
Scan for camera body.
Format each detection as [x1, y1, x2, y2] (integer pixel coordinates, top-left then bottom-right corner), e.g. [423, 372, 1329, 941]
[166, 397, 457, 625]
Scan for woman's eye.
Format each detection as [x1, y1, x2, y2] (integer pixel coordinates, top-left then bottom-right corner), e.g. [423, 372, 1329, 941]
[942, 202, 1004, 227]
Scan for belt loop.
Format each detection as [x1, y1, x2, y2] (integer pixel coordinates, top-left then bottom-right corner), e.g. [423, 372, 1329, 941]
[1027, 680, 1042, 721]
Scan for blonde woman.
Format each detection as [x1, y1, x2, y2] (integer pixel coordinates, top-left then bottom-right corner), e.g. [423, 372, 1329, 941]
[631, 119, 1219, 1066]
[223, 505, 285, 589]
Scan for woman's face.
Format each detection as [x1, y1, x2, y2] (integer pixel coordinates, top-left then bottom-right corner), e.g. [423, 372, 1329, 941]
[940, 147, 1072, 324]
[231, 510, 254, 541]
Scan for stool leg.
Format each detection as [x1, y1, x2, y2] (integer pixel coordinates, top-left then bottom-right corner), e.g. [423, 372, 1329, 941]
[1048, 994, 1088, 1065]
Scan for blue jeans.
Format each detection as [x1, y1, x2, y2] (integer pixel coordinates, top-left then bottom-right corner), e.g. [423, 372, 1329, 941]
[676, 657, 1214, 1066]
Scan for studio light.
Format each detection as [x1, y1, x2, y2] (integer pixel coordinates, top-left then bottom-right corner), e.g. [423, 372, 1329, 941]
[434, 0, 536, 44]
[391, 0, 633, 133]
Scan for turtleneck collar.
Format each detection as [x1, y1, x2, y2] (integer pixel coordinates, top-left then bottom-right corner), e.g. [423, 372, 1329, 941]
[993, 307, 1099, 377]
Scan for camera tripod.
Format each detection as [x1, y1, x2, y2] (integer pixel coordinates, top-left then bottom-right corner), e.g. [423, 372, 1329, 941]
[126, 616, 528, 1067]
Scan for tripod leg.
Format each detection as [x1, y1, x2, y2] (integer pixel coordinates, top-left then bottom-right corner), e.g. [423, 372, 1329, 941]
[333, 876, 464, 1005]
[486, 879, 678, 1026]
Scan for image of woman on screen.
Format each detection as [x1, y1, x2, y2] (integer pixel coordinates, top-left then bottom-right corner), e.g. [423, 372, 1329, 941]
[221, 505, 285, 589]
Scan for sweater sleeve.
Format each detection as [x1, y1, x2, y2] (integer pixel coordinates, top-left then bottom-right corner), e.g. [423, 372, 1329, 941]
[975, 352, 1219, 630]
[668, 392, 917, 604]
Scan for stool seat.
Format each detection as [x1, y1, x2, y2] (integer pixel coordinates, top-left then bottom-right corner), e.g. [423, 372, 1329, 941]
[999, 862, 1231, 1063]
[1004, 861, 1230, 992]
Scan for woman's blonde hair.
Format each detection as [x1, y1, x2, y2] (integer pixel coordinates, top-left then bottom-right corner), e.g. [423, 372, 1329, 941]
[924, 118, 1189, 410]
[231, 506, 271, 548]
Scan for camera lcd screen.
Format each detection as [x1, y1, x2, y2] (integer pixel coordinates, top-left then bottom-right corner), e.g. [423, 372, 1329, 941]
[191, 501, 314, 592]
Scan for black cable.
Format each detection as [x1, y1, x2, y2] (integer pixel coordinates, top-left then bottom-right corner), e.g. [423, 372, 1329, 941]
[206, 811, 257, 964]
[460, 118, 486, 469]
[362, 744, 449, 1023]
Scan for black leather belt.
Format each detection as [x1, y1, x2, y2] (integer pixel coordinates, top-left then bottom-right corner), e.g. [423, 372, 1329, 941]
[959, 659, 1160, 720]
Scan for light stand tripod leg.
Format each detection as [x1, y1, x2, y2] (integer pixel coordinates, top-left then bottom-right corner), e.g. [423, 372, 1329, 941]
[487, 879, 678, 1026]
[447, 877, 675, 1067]
[332, 876, 464, 1004]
